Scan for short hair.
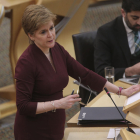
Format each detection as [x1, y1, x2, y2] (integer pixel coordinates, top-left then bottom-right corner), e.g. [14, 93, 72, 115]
[122, 0, 140, 13]
[22, 4, 56, 44]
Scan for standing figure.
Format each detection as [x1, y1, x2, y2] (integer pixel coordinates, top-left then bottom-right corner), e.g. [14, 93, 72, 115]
[14, 4, 140, 140]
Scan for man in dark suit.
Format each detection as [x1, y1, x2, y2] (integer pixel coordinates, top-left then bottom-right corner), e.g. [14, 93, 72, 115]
[94, 0, 140, 81]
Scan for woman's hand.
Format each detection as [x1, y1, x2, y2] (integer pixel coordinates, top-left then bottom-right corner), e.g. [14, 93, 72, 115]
[121, 84, 140, 97]
[55, 94, 81, 109]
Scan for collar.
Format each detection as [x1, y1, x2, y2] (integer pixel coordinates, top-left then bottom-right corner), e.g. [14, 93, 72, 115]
[122, 17, 133, 34]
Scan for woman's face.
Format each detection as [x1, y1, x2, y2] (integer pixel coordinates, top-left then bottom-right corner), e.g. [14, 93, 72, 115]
[29, 20, 56, 53]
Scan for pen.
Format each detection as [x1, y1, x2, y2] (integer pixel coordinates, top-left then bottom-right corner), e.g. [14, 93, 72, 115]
[138, 78, 140, 84]
[71, 89, 75, 95]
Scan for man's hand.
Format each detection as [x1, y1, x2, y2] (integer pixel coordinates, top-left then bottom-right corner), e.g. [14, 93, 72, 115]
[125, 62, 140, 77]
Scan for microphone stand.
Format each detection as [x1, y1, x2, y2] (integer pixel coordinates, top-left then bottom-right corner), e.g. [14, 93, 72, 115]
[104, 87, 135, 140]
[73, 80, 97, 96]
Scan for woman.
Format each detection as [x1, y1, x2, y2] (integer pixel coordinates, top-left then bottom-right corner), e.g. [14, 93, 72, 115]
[14, 4, 140, 140]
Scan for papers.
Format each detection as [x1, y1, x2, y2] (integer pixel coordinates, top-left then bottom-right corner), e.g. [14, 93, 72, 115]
[107, 128, 140, 139]
[126, 91, 140, 106]
[107, 128, 120, 138]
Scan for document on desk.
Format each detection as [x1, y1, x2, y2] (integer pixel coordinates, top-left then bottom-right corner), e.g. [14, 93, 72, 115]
[125, 91, 140, 106]
[107, 128, 140, 138]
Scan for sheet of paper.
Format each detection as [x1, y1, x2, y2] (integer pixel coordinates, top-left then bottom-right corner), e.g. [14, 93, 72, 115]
[107, 128, 140, 138]
[126, 91, 140, 106]
[107, 128, 120, 138]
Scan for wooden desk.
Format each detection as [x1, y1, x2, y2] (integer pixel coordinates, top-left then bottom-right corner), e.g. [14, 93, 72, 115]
[63, 127, 140, 140]
[67, 80, 137, 127]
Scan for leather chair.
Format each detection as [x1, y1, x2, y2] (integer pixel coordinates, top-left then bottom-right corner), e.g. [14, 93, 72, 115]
[72, 31, 97, 107]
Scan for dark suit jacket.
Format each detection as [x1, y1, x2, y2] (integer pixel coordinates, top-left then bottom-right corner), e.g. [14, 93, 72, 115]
[94, 16, 140, 81]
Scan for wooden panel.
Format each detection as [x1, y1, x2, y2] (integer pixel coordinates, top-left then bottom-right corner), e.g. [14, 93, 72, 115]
[42, 0, 78, 16]
[120, 128, 140, 140]
[126, 106, 140, 128]
[123, 99, 140, 114]
[0, 0, 35, 119]
[63, 127, 111, 140]
[0, 4, 5, 25]
[10, 1, 35, 78]
[0, 84, 16, 100]
[0, 0, 34, 9]
[0, 100, 16, 119]
[90, 94, 126, 107]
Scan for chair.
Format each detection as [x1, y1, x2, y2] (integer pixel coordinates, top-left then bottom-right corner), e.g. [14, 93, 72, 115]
[72, 31, 97, 107]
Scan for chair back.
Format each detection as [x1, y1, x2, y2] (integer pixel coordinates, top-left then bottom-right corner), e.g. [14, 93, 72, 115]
[0, 4, 5, 25]
[72, 31, 97, 106]
[72, 31, 97, 71]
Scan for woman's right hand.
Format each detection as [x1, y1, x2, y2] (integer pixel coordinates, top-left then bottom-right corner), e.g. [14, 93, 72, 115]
[55, 94, 81, 109]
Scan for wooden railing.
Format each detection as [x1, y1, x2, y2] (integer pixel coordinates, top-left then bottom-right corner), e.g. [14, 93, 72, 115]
[0, 4, 5, 25]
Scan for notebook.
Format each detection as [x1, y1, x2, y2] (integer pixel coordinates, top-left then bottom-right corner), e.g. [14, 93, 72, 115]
[78, 107, 126, 125]
[119, 75, 140, 85]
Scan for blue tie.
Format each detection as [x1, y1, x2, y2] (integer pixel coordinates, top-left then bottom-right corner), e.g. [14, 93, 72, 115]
[134, 31, 140, 56]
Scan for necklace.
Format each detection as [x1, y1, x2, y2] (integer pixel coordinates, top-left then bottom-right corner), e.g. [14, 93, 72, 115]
[45, 52, 56, 72]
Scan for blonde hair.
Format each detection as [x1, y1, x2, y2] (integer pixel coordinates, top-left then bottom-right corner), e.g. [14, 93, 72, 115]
[22, 4, 56, 44]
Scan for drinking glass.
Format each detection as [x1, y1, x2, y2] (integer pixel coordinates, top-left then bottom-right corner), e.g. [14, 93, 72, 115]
[104, 66, 115, 84]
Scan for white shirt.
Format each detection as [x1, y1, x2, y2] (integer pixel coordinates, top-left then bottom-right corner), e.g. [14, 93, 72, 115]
[122, 17, 140, 77]
[122, 17, 140, 54]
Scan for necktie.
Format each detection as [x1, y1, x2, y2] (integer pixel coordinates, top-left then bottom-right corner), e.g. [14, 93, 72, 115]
[134, 31, 140, 56]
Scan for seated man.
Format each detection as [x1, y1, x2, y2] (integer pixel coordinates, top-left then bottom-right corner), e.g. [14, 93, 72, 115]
[94, 0, 140, 81]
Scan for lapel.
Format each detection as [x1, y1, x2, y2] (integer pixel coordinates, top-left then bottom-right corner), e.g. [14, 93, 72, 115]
[115, 16, 131, 66]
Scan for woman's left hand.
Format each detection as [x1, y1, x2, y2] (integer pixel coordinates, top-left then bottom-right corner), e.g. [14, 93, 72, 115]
[121, 84, 140, 96]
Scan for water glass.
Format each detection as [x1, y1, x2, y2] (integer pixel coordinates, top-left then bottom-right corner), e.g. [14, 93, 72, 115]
[104, 66, 114, 84]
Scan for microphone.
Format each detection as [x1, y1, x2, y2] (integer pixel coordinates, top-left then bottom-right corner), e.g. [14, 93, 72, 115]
[104, 87, 135, 139]
[73, 80, 97, 96]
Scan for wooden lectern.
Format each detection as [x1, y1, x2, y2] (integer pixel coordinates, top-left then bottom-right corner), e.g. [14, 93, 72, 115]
[123, 91, 140, 127]
[120, 128, 140, 140]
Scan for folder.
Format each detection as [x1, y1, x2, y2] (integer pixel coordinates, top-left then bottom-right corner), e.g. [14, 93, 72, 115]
[78, 107, 127, 125]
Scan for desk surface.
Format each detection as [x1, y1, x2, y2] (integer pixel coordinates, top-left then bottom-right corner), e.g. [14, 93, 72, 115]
[67, 80, 136, 127]
[63, 127, 140, 140]
[63, 127, 119, 140]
